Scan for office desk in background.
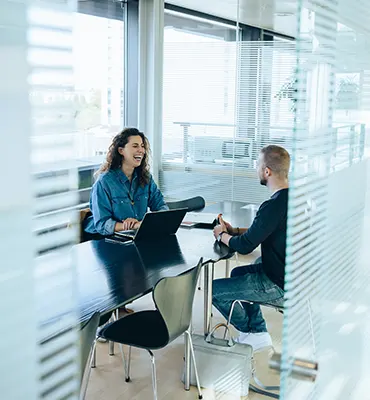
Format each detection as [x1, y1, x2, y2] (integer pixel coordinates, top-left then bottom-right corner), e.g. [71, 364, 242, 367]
[201, 200, 257, 227]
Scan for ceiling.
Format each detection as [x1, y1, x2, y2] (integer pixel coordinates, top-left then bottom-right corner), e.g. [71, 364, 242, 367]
[167, 0, 298, 37]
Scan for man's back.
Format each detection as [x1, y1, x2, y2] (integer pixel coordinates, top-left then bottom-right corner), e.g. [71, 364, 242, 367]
[228, 188, 288, 289]
[260, 189, 288, 289]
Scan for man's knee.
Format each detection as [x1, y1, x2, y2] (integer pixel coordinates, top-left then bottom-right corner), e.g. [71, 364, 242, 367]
[212, 278, 228, 305]
[212, 279, 221, 302]
[230, 266, 245, 278]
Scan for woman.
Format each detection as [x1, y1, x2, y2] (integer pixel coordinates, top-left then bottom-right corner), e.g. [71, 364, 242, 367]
[84, 127, 168, 237]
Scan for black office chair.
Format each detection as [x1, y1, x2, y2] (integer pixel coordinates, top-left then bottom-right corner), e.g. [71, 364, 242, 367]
[98, 258, 204, 400]
[167, 196, 205, 212]
[79, 312, 100, 400]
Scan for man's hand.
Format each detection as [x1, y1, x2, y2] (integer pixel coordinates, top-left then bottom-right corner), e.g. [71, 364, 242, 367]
[122, 218, 139, 230]
[213, 215, 227, 239]
[213, 224, 223, 239]
[219, 214, 237, 235]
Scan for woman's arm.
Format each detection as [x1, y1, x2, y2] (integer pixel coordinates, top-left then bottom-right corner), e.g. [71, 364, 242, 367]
[90, 181, 119, 235]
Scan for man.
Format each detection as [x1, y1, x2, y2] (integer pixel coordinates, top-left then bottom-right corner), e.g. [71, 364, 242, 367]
[212, 144, 290, 351]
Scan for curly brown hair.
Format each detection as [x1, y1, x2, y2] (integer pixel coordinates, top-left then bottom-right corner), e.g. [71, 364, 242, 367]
[96, 128, 151, 186]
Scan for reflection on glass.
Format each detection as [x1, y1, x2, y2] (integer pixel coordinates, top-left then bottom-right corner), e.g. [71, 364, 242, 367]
[30, 12, 124, 165]
[163, 11, 237, 163]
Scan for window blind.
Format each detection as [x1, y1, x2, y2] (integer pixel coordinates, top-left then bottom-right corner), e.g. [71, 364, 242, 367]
[282, 1, 370, 399]
[160, 28, 295, 206]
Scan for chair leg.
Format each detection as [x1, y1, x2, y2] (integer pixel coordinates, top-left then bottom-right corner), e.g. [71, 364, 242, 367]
[80, 339, 97, 400]
[109, 311, 117, 356]
[147, 350, 158, 400]
[249, 370, 280, 399]
[223, 300, 247, 339]
[249, 383, 279, 399]
[109, 339, 114, 355]
[120, 344, 132, 382]
[185, 331, 203, 399]
[91, 345, 96, 368]
[225, 259, 231, 278]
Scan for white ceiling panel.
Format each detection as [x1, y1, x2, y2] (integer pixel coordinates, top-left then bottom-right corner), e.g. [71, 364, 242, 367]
[168, 0, 298, 37]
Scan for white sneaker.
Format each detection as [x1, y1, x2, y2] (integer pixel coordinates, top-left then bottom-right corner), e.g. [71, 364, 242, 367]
[236, 332, 272, 352]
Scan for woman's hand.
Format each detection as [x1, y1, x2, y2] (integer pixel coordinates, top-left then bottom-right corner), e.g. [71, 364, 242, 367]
[133, 221, 141, 230]
[122, 218, 139, 230]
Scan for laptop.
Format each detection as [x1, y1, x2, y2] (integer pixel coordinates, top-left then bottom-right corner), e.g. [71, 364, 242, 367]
[114, 208, 187, 241]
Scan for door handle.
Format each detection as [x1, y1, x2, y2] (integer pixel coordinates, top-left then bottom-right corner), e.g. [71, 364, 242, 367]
[269, 352, 318, 382]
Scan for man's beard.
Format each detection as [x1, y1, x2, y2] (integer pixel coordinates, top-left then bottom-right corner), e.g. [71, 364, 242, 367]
[260, 178, 267, 186]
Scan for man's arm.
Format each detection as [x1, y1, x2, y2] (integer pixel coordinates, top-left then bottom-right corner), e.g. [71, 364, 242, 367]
[220, 217, 248, 236]
[232, 227, 248, 235]
[221, 200, 283, 254]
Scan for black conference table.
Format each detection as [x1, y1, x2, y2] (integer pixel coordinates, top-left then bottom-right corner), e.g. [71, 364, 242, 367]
[75, 226, 232, 392]
[75, 201, 256, 326]
[40, 201, 256, 392]
[75, 228, 230, 324]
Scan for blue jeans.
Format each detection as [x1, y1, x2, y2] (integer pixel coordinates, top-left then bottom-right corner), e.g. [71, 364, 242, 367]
[212, 262, 284, 333]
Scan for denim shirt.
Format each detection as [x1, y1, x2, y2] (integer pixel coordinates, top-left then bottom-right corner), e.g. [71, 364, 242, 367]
[84, 169, 168, 236]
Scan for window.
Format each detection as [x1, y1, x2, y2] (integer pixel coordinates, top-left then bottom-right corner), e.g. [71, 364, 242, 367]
[162, 10, 238, 165]
[161, 9, 297, 204]
[73, 12, 124, 158]
[29, 3, 125, 207]
[30, 10, 124, 164]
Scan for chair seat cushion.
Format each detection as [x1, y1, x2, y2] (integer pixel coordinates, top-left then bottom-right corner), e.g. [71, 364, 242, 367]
[98, 310, 169, 350]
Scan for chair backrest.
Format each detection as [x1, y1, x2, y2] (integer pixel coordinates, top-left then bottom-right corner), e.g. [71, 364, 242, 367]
[166, 196, 205, 212]
[79, 208, 92, 243]
[79, 312, 100, 383]
[152, 258, 203, 344]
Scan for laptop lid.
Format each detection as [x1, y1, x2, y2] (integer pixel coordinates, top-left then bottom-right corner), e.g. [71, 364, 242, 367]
[114, 208, 187, 241]
[134, 208, 187, 241]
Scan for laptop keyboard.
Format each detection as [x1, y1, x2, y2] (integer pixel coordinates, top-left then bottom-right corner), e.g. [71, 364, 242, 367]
[119, 229, 137, 235]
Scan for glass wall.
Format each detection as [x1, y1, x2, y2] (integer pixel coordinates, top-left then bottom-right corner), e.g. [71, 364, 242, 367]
[160, 8, 296, 204]
[31, 4, 124, 167]
[282, 0, 370, 398]
[73, 12, 124, 158]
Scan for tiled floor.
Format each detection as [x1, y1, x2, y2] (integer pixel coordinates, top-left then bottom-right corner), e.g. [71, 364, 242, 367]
[86, 254, 283, 400]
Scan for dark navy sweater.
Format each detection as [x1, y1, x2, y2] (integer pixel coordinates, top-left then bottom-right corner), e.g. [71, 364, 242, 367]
[229, 189, 288, 289]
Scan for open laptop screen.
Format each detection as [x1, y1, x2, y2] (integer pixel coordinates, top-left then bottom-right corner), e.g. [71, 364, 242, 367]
[114, 208, 187, 241]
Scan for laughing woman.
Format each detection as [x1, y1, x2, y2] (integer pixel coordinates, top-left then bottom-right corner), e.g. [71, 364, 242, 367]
[84, 128, 168, 237]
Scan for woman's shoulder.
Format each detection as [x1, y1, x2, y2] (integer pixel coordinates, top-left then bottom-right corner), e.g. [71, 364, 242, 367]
[94, 169, 118, 186]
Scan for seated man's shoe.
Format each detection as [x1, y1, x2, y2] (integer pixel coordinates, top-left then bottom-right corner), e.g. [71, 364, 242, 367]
[235, 331, 272, 352]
